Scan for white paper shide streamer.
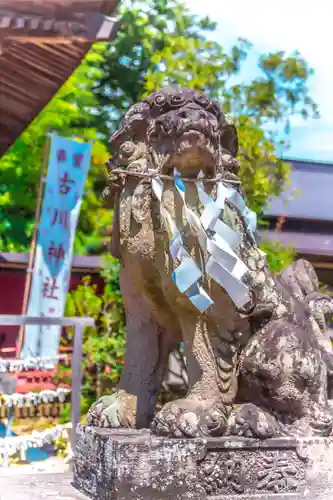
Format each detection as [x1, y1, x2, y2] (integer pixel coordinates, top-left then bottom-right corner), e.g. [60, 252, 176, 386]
[151, 168, 258, 312]
[0, 388, 71, 408]
[0, 357, 59, 373]
[0, 424, 70, 459]
[152, 174, 213, 313]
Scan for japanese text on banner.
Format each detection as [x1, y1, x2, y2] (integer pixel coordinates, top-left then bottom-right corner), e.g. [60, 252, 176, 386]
[22, 134, 93, 360]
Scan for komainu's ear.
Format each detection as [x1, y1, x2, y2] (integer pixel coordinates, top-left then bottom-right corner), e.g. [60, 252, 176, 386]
[102, 186, 115, 210]
[104, 156, 121, 210]
[220, 124, 239, 158]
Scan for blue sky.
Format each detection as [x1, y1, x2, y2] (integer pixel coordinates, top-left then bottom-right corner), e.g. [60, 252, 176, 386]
[185, 0, 333, 163]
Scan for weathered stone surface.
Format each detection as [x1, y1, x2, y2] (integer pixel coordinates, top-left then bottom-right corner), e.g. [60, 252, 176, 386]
[0, 472, 85, 499]
[87, 87, 333, 439]
[73, 424, 333, 500]
[80, 87, 333, 494]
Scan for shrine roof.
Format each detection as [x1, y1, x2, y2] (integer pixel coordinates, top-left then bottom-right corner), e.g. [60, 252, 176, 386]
[0, 0, 118, 157]
[258, 229, 333, 258]
[265, 157, 333, 222]
[0, 251, 102, 272]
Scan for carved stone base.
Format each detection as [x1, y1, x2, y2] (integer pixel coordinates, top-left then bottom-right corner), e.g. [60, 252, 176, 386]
[73, 424, 333, 500]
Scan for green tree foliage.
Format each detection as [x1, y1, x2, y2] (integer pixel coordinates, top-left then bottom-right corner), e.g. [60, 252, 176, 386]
[0, 46, 110, 254]
[0, 0, 318, 411]
[1, 0, 317, 263]
[55, 255, 125, 406]
[92, 0, 318, 218]
[259, 240, 296, 273]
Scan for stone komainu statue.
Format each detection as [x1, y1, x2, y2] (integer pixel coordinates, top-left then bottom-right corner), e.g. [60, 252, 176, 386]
[87, 87, 333, 438]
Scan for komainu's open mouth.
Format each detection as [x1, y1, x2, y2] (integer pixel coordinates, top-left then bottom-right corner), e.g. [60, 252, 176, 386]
[158, 130, 217, 179]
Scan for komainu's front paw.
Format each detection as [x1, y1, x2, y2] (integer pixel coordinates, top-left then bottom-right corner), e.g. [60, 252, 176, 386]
[227, 403, 284, 438]
[86, 390, 137, 428]
[287, 404, 333, 437]
[151, 397, 229, 437]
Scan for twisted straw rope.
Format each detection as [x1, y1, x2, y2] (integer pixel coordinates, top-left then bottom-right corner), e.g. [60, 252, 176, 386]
[108, 168, 241, 185]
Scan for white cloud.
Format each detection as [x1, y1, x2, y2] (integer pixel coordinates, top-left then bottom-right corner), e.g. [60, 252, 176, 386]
[185, 0, 332, 54]
[289, 116, 312, 128]
[299, 130, 333, 152]
[184, 0, 333, 161]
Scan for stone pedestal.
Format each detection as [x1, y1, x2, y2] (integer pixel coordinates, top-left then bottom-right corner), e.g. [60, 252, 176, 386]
[73, 424, 333, 500]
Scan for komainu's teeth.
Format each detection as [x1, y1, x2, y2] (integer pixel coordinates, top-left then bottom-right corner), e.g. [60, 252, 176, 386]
[218, 369, 231, 383]
[217, 357, 233, 373]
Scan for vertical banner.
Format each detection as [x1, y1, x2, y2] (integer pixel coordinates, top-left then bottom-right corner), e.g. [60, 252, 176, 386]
[22, 134, 93, 360]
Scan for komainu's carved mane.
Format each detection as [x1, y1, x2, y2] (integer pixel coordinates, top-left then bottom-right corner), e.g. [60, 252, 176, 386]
[87, 87, 333, 439]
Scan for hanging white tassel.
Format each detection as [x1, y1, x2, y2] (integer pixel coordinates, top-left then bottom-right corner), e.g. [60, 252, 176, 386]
[152, 169, 258, 312]
[0, 388, 71, 408]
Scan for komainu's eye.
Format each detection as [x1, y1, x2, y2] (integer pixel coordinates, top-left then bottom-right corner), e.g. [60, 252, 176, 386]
[154, 93, 166, 106]
[194, 94, 209, 108]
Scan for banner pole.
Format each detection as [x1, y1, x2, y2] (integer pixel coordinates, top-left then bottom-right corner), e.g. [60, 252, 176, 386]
[16, 133, 52, 358]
